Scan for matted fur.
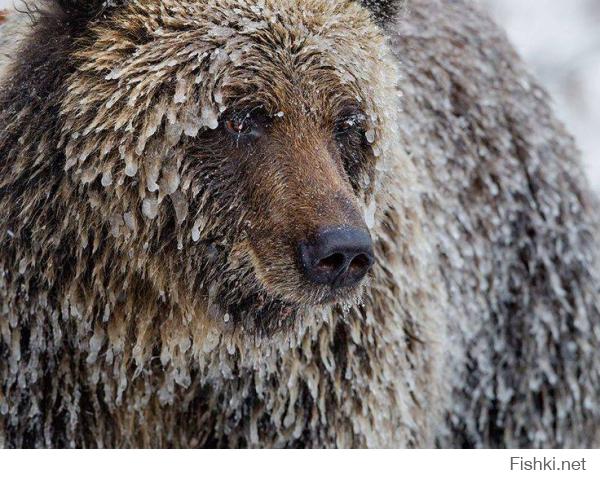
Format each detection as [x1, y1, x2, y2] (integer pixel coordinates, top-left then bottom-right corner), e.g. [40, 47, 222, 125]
[0, 0, 599, 448]
[0, 0, 444, 448]
[390, 0, 600, 447]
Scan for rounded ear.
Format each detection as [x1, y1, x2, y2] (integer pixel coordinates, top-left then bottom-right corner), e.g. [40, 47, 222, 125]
[48, 0, 126, 22]
[359, 0, 401, 27]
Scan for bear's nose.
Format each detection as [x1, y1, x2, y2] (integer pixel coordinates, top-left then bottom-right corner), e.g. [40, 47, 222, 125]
[298, 227, 375, 288]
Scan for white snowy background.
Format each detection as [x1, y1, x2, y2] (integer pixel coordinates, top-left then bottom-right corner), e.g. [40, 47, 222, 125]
[1, 0, 599, 187]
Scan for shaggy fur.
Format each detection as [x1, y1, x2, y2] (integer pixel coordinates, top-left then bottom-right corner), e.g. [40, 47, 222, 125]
[389, 1, 600, 448]
[0, 0, 599, 448]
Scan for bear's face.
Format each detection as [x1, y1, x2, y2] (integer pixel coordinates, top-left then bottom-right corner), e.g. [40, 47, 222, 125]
[60, 0, 400, 332]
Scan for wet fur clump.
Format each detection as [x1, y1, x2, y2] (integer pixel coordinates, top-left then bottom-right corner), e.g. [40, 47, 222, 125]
[1, 0, 600, 448]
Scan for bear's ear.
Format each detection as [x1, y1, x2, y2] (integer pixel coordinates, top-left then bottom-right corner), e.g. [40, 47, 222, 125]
[359, 0, 401, 28]
[48, 0, 126, 22]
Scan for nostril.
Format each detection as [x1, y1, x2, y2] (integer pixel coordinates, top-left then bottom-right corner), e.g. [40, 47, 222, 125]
[348, 253, 372, 276]
[315, 253, 346, 275]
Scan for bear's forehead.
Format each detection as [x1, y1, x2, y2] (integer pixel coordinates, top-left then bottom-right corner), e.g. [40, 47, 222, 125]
[125, 0, 377, 35]
[69, 0, 386, 118]
[79, 0, 385, 82]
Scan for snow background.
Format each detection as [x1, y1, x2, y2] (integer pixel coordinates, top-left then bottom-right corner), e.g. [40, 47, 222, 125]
[1, 0, 599, 187]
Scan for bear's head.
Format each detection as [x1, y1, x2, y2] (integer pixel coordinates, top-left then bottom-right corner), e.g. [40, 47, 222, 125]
[12, 0, 408, 335]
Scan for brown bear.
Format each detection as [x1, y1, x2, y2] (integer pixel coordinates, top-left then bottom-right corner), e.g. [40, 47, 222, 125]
[0, 0, 599, 448]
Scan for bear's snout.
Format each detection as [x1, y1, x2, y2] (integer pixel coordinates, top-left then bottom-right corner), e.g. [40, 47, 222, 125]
[298, 226, 374, 289]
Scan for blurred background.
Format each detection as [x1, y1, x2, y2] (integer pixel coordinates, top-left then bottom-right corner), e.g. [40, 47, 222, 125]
[1, 0, 599, 186]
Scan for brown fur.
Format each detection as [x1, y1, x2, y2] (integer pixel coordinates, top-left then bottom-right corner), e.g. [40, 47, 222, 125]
[1, 0, 599, 448]
[1, 0, 443, 447]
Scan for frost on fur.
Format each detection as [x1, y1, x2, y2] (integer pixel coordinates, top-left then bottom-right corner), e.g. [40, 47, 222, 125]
[0, 0, 599, 449]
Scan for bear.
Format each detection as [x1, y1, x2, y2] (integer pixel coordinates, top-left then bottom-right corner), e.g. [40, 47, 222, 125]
[0, 0, 599, 448]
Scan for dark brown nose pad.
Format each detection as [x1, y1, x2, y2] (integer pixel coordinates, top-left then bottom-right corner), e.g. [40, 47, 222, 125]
[298, 227, 375, 288]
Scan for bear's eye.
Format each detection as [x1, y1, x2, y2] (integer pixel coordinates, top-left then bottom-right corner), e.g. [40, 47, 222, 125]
[225, 117, 252, 135]
[334, 111, 367, 138]
[222, 110, 267, 142]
